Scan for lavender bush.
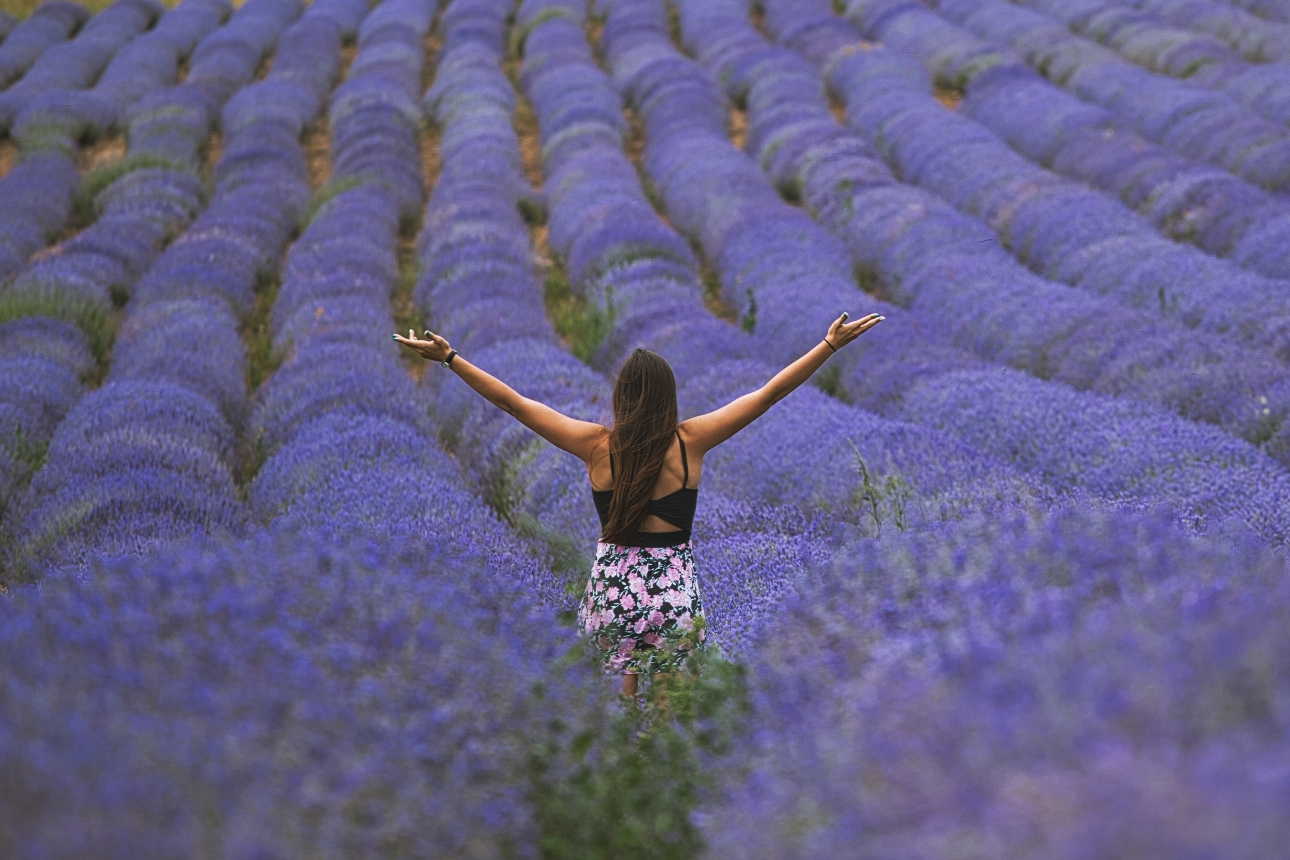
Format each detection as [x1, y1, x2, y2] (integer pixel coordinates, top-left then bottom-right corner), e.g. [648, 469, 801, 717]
[703, 505, 1290, 859]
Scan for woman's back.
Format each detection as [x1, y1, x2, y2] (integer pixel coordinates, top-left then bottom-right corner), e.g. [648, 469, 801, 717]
[589, 428, 699, 537]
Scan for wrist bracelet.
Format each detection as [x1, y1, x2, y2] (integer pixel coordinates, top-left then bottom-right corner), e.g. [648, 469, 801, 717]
[441, 349, 458, 369]
[823, 339, 837, 353]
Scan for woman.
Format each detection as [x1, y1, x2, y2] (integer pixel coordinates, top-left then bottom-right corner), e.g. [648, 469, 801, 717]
[395, 311, 884, 695]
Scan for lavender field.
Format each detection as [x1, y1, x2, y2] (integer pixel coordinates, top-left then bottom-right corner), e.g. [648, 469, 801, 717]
[2, 0, 1290, 855]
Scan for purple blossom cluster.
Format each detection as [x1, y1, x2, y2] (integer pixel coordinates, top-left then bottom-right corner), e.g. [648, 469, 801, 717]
[691, 0, 1290, 470]
[0, 0, 164, 134]
[0, 531, 612, 858]
[704, 505, 1290, 858]
[0, 1, 88, 91]
[921, 0, 1290, 284]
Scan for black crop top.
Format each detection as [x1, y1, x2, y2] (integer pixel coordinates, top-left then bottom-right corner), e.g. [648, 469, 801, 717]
[592, 431, 698, 548]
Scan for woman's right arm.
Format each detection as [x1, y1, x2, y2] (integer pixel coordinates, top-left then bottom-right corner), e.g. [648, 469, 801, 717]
[680, 312, 883, 453]
[394, 329, 605, 461]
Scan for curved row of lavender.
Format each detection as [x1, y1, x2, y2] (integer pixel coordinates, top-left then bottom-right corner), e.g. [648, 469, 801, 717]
[0, 1, 87, 92]
[1112, 0, 1290, 66]
[879, 0, 1290, 193]
[0, 0, 163, 133]
[0, 0, 230, 288]
[678, 0, 1290, 472]
[1011, 0, 1290, 126]
[597, 0, 1290, 543]
[1225, 0, 1289, 23]
[885, 0, 1290, 284]
[0, 0, 303, 579]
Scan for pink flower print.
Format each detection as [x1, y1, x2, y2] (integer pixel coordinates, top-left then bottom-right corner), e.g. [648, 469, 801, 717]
[626, 547, 639, 567]
[605, 586, 619, 601]
[594, 577, 605, 593]
[678, 615, 694, 632]
[618, 638, 637, 656]
[597, 636, 613, 650]
[643, 632, 662, 647]
[634, 617, 650, 634]
[620, 593, 635, 611]
[648, 610, 665, 627]
[629, 574, 647, 596]
[649, 593, 665, 609]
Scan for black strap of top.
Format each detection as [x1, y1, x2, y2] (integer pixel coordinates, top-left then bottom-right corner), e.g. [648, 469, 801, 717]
[608, 431, 688, 487]
[677, 430, 688, 489]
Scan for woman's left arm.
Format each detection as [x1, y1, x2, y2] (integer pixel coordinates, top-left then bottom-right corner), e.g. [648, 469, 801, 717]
[395, 329, 604, 460]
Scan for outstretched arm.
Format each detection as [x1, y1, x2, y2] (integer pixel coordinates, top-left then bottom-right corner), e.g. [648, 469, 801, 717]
[394, 329, 605, 461]
[681, 312, 883, 454]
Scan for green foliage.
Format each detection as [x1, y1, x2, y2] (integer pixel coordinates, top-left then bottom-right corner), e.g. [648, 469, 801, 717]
[848, 440, 912, 537]
[545, 263, 615, 362]
[510, 7, 581, 58]
[74, 153, 185, 225]
[518, 195, 547, 226]
[0, 288, 112, 362]
[739, 287, 757, 333]
[529, 641, 750, 860]
[301, 176, 368, 230]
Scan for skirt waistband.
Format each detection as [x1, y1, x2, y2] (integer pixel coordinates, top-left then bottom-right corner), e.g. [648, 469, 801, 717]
[599, 530, 691, 549]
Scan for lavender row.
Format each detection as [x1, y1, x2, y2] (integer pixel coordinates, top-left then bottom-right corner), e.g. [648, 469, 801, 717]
[420, 0, 609, 574]
[837, 0, 1290, 302]
[0, 1, 86, 91]
[929, 0, 1290, 284]
[1225, 0, 1290, 21]
[0, 0, 230, 292]
[603, 0, 1290, 544]
[704, 505, 1290, 857]
[0, 0, 305, 583]
[1113, 0, 1290, 64]
[1017, 0, 1290, 128]
[849, 0, 1290, 195]
[246, 0, 576, 613]
[11, 0, 231, 152]
[0, 0, 163, 134]
[693, 0, 1290, 476]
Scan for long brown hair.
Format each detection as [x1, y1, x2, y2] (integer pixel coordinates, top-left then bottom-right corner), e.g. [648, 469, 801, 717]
[602, 349, 679, 545]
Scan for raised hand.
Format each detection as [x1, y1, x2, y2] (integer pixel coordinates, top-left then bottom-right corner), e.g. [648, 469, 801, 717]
[393, 328, 452, 362]
[825, 312, 884, 351]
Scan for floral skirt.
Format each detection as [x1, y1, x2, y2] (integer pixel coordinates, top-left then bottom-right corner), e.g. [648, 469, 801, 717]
[578, 540, 706, 674]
